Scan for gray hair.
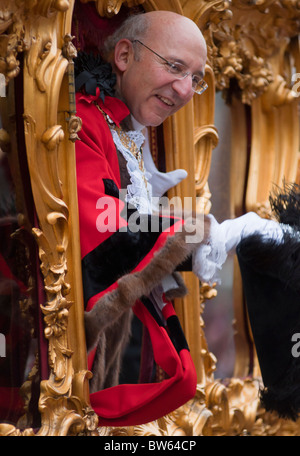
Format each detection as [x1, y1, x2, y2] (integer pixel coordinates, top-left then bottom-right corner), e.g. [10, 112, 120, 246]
[103, 13, 150, 60]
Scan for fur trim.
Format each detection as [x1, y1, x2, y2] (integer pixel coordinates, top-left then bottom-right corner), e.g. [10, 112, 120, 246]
[238, 225, 300, 421]
[237, 231, 300, 294]
[84, 216, 207, 352]
[260, 182, 300, 420]
[89, 310, 133, 393]
[85, 215, 211, 391]
[164, 272, 188, 300]
[260, 354, 300, 421]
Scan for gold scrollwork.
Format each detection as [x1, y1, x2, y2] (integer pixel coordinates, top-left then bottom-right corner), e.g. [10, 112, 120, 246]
[62, 33, 83, 142]
[0, 0, 97, 436]
[1, 0, 300, 437]
[81, 0, 146, 17]
[203, 0, 300, 104]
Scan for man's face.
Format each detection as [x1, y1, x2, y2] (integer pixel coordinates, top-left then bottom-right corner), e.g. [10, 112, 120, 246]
[115, 22, 207, 127]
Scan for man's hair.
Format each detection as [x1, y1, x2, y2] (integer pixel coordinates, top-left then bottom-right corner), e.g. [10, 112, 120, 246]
[103, 13, 150, 60]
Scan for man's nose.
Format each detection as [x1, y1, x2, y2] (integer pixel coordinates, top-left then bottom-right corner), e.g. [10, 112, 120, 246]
[171, 75, 194, 99]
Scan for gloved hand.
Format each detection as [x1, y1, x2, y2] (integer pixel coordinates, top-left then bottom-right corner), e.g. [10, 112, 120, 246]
[192, 212, 283, 285]
[142, 129, 187, 198]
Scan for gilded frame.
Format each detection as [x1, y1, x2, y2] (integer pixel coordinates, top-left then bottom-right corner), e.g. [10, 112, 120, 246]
[0, 0, 299, 436]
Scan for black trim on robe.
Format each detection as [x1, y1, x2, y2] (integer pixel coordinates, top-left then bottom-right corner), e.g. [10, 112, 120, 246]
[82, 178, 178, 306]
[103, 178, 120, 198]
[141, 297, 189, 353]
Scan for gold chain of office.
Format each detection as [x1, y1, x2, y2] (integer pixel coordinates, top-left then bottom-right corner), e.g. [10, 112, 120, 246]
[93, 101, 148, 182]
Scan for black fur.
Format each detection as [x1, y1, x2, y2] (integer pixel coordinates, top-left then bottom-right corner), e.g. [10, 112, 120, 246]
[237, 182, 300, 421]
[270, 182, 300, 229]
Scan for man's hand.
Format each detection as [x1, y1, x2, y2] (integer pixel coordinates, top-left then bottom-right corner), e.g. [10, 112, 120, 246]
[143, 138, 187, 197]
[192, 212, 283, 285]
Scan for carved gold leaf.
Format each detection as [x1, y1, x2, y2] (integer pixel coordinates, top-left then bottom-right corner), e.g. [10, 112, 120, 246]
[202, 0, 300, 104]
[0, 424, 35, 436]
[80, 0, 146, 17]
[1, 0, 299, 437]
[0, 0, 98, 436]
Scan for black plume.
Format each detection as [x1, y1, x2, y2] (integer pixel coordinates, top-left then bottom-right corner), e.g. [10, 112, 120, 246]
[74, 51, 116, 101]
[269, 182, 300, 229]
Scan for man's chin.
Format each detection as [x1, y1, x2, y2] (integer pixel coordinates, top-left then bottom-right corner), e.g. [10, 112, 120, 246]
[142, 113, 170, 127]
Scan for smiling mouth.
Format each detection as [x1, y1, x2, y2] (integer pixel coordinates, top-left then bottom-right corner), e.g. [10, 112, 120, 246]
[156, 95, 174, 107]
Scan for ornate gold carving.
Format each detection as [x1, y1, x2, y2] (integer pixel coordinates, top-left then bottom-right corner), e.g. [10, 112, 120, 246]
[80, 0, 146, 17]
[0, 424, 35, 437]
[34, 227, 72, 378]
[1, 0, 299, 437]
[62, 33, 82, 142]
[0, 2, 24, 83]
[0, 0, 97, 436]
[22, 2, 96, 432]
[193, 65, 219, 214]
[203, 0, 300, 104]
[96, 379, 300, 436]
[0, 0, 73, 84]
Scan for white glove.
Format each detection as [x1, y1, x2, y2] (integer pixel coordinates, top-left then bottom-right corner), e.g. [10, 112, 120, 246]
[142, 129, 187, 198]
[219, 212, 283, 254]
[193, 212, 283, 285]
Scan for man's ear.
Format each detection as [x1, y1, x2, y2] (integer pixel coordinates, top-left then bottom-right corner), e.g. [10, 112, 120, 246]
[114, 39, 133, 72]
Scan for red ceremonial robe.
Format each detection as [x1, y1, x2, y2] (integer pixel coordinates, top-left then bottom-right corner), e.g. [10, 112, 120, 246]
[75, 90, 199, 426]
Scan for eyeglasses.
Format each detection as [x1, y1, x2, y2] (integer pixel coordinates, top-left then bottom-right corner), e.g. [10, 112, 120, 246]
[132, 40, 208, 95]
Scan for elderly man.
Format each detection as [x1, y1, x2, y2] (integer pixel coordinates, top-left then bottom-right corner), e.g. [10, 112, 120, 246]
[74, 10, 286, 426]
[103, 11, 207, 127]
[74, 10, 213, 426]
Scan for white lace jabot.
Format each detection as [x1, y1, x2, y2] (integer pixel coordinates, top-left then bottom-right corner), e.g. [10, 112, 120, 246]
[109, 116, 153, 214]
